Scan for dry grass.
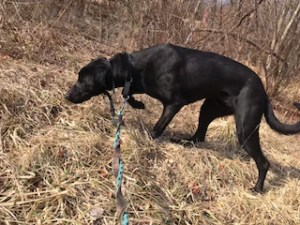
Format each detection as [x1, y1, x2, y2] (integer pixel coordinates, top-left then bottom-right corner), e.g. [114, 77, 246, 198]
[1, 2, 300, 225]
[1, 43, 300, 225]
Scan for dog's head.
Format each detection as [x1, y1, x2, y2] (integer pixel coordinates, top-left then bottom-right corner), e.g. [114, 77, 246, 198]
[65, 57, 113, 103]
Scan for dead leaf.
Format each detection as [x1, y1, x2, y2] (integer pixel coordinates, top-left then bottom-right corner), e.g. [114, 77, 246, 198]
[188, 181, 194, 189]
[89, 207, 104, 220]
[2, 55, 11, 60]
[108, 191, 114, 198]
[192, 183, 201, 195]
[100, 171, 107, 179]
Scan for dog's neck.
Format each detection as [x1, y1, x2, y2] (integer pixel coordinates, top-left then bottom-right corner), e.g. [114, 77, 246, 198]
[108, 52, 145, 95]
[109, 53, 132, 88]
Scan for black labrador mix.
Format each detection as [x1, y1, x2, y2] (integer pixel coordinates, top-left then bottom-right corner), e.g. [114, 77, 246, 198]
[65, 44, 300, 192]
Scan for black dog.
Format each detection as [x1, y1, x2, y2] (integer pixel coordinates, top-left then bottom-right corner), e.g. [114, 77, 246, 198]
[65, 44, 300, 192]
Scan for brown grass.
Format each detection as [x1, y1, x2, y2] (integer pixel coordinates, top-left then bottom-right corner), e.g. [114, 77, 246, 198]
[1, 1, 300, 225]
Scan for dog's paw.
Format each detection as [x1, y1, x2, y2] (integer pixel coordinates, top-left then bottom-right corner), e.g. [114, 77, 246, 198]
[249, 187, 263, 195]
[150, 130, 162, 139]
[186, 137, 205, 143]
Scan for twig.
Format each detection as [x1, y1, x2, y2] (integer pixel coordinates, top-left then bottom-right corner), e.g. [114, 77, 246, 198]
[0, 190, 68, 207]
[51, 0, 74, 28]
[277, 1, 300, 52]
[231, 0, 265, 32]
[184, 0, 202, 46]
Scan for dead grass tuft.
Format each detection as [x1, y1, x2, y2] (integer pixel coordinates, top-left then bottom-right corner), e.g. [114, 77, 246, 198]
[1, 55, 299, 224]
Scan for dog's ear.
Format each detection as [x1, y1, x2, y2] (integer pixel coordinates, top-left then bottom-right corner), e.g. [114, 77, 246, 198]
[93, 59, 113, 90]
[110, 54, 122, 78]
[110, 53, 130, 79]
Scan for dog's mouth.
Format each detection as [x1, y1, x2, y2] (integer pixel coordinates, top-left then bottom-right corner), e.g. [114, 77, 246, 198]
[65, 96, 91, 104]
[64, 93, 92, 104]
[65, 85, 95, 104]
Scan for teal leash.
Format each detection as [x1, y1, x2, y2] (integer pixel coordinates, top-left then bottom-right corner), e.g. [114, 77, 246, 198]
[112, 99, 129, 225]
[104, 56, 133, 224]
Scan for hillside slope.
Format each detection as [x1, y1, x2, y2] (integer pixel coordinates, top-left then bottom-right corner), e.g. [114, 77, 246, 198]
[1, 9, 300, 225]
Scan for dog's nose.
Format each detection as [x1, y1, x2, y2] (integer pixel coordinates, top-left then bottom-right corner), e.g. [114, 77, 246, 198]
[64, 90, 72, 101]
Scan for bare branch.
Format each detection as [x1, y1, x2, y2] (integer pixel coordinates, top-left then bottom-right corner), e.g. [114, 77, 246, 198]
[195, 28, 287, 64]
[277, 1, 300, 52]
[184, 0, 202, 45]
[231, 0, 265, 32]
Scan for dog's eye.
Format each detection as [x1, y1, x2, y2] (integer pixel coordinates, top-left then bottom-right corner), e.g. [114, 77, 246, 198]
[76, 79, 84, 88]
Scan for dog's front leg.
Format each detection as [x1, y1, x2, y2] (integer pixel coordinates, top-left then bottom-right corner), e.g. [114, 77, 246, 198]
[151, 103, 183, 139]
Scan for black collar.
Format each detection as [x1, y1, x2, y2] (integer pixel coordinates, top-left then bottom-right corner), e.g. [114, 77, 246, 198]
[108, 53, 133, 100]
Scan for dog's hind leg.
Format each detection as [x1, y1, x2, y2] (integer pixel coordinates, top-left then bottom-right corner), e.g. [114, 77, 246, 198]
[189, 97, 233, 142]
[234, 92, 270, 192]
[151, 103, 183, 139]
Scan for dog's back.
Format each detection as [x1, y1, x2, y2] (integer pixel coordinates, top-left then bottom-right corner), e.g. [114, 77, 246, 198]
[131, 44, 264, 103]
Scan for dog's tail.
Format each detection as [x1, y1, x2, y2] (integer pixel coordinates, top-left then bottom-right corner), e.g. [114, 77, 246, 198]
[264, 99, 300, 135]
